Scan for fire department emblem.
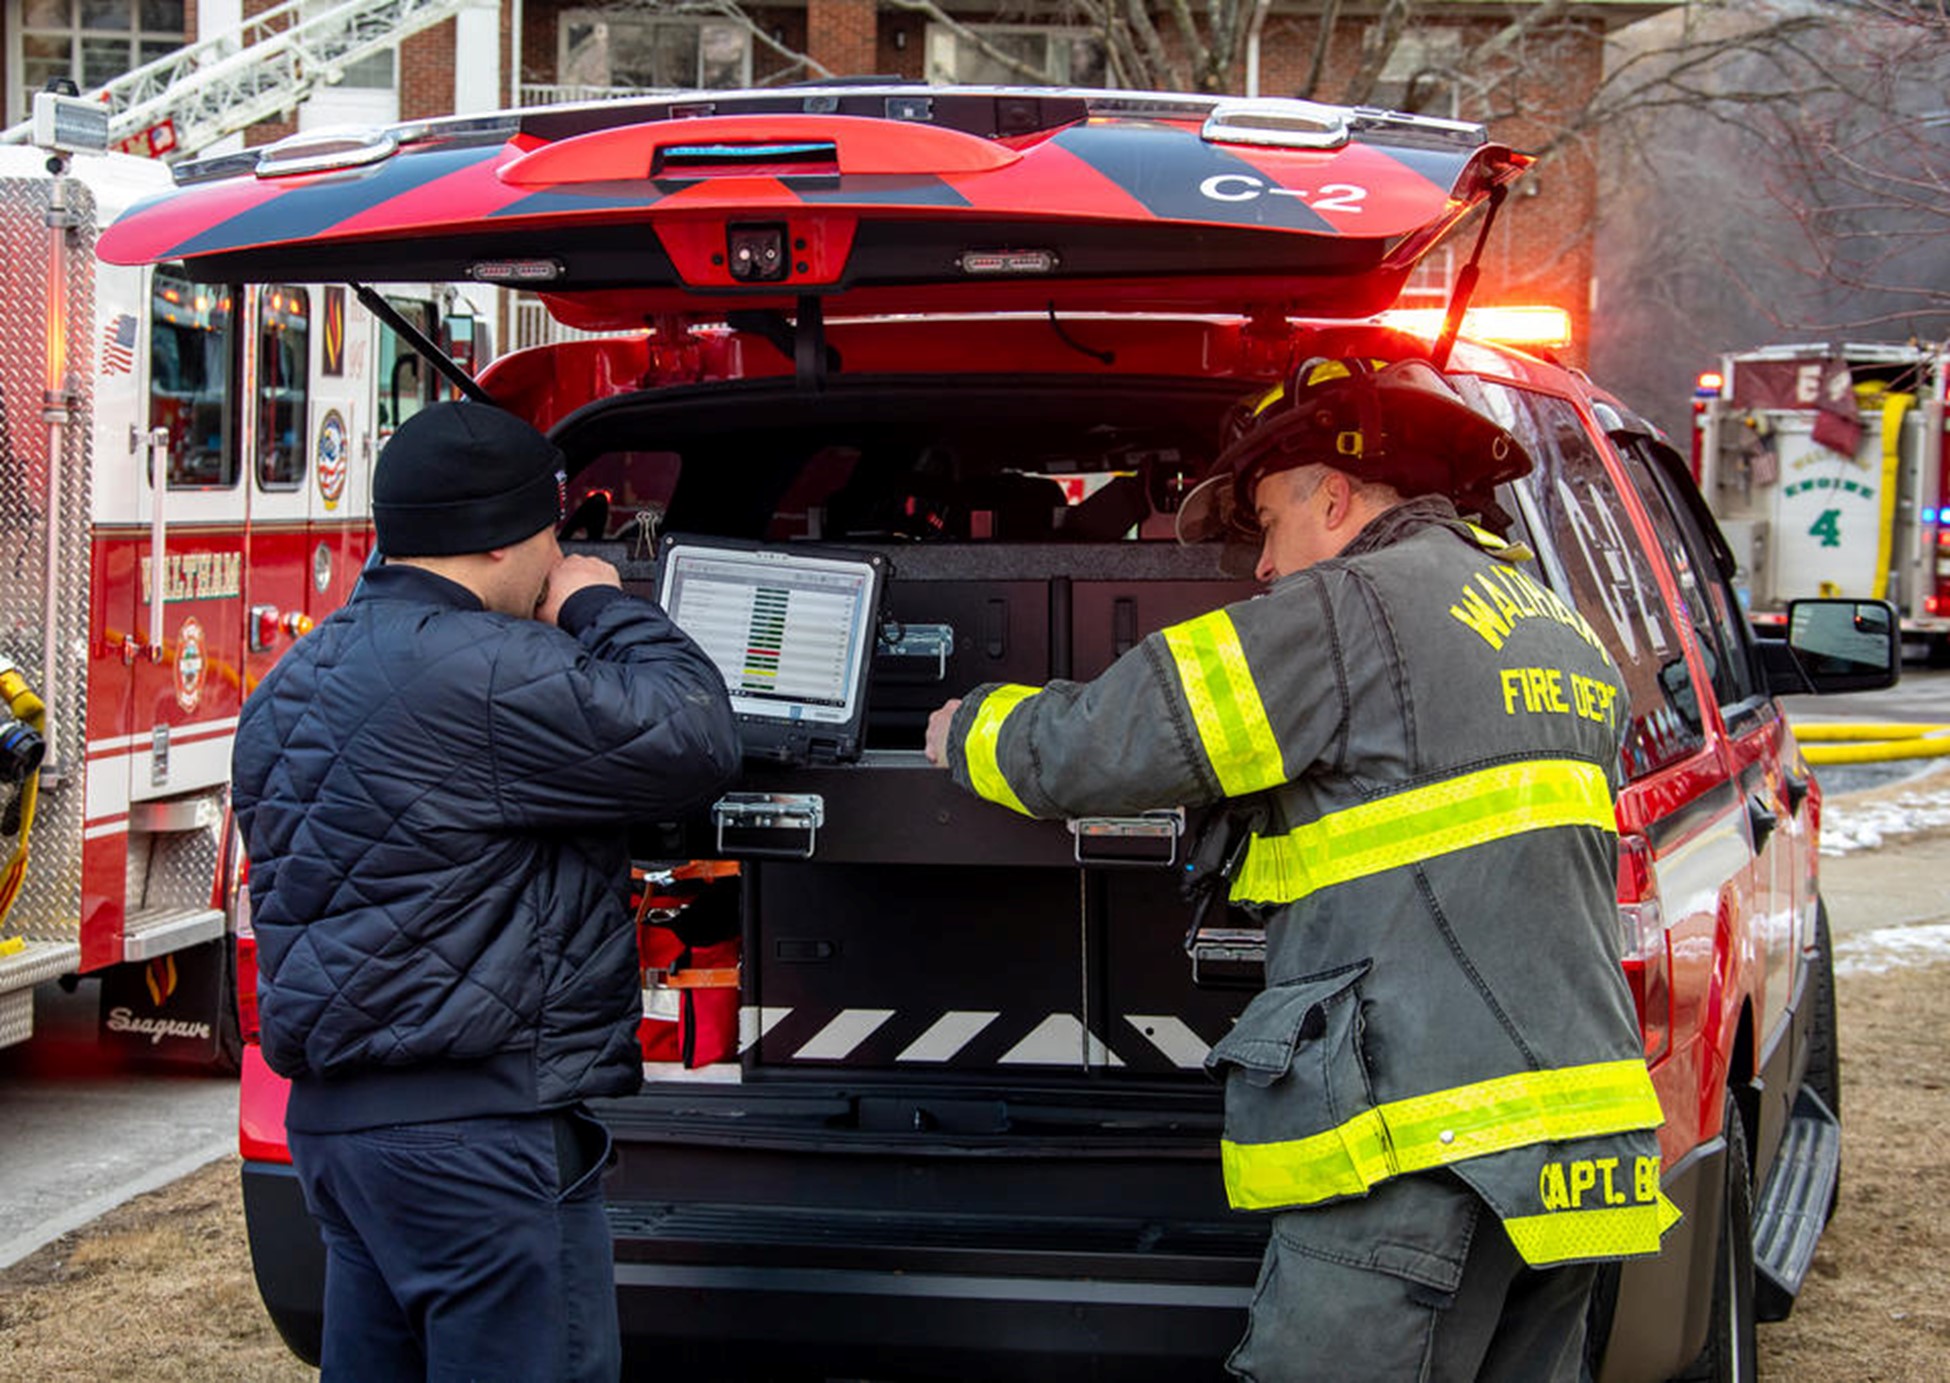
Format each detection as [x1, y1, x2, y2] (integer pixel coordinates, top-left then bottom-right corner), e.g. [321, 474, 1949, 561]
[316, 410, 348, 511]
[175, 618, 205, 712]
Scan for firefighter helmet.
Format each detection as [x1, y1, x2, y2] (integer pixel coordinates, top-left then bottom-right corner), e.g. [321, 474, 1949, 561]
[1176, 357, 1532, 544]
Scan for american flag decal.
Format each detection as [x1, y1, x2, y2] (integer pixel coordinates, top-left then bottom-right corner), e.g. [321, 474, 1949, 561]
[101, 313, 138, 375]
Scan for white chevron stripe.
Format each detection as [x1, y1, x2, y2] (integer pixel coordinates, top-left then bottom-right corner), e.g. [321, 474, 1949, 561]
[896, 1011, 1000, 1063]
[738, 1005, 793, 1053]
[1124, 1015, 1212, 1069]
[793, 1008, 896, 1061]
[998, 1013, 1126, 1068]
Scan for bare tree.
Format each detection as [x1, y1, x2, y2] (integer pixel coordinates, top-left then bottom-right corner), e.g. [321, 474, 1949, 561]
[1756, 0, 1950, 330]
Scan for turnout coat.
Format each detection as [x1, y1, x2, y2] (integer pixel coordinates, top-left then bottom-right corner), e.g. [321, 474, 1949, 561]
[945, 500, 1678, 1266]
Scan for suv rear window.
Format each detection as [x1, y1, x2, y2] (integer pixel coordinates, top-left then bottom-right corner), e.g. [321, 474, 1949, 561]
[1475, 381, 1707, 780]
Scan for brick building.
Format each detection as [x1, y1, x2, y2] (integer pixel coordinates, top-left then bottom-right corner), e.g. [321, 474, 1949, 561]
[1, 0, 1673, 358]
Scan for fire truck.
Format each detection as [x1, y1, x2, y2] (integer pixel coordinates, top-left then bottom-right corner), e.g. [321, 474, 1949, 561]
[1691, 342, 1950, 662]
[0, 104, 491, 1060]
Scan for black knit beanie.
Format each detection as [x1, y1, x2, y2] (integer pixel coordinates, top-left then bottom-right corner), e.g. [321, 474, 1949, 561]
[372, 402, 566, 557]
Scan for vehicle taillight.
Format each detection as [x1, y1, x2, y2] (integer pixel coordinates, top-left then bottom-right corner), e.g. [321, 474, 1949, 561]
[1616, 833, 1671, 1064]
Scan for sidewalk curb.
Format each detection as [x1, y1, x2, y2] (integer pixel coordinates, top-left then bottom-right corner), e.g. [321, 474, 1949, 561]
[0, 1135, 232, 1272]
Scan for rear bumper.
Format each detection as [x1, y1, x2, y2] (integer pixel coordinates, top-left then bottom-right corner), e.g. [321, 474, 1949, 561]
[242, 1142, 1259, 1380]
[240, 1160, 325, 1367]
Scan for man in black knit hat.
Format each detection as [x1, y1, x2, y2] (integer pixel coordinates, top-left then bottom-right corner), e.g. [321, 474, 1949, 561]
[232, 401, 739, 1382]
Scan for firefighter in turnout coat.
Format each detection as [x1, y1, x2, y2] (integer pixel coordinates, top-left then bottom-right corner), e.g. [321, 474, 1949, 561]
[925, 359, 1678, 1381]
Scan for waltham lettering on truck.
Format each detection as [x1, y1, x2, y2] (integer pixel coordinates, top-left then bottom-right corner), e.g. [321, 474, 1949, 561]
[94, 84, 1890, 1381]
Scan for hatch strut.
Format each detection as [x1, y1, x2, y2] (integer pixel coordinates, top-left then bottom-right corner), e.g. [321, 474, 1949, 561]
[351, 283, 497, 408]
[1429, 184, 1508, 371]
[794, 295, 827, 392]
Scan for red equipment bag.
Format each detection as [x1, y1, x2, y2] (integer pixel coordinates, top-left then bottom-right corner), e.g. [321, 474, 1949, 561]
[635, 865, 741, 1069]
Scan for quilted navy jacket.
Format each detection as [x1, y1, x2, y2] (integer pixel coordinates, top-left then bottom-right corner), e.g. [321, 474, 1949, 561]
[232, 563, 739, 1133]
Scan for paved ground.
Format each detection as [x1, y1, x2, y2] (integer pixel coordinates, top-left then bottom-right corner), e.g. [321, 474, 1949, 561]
[0, 979, 234, 1270]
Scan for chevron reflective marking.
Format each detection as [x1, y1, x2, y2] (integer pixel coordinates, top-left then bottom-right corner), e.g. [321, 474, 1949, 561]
[1123, 1015, 1212, 1069]
[998, 1014, 1126, 1068]
[896, 1011, 1001, 1063]
[737, 1005, 793, 1053]
[793, 1008, 896, 1061]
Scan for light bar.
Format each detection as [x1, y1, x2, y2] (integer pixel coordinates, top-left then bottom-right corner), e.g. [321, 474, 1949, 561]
[1381, 305, 1572, 348]
[1203, 100, 1350, 151]
[255, 125, 397, 178]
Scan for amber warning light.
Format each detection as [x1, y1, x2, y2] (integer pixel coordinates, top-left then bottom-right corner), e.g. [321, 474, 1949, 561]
[1380, 305, 1572, 348]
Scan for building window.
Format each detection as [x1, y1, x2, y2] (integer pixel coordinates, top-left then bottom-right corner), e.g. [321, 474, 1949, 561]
[1399, 247, 1455, 305]
[20, 0, 184, 100]
[1372, 33, 1461, 118]
[558, 11, 751, 92]
[924, 24, 1107, 87]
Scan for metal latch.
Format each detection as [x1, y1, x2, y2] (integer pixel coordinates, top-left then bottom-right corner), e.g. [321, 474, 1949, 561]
[1189, 925, 1265, 988]
[1068, 808, 1184, 866]
[876, 622, 954, 680]
[712, 792, 824, 859]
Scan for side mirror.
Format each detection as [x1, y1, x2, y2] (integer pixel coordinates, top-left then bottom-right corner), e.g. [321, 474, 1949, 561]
[1762, 598, 1900, 695]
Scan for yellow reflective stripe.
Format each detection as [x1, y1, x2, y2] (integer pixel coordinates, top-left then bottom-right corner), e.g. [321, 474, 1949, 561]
[1161, 611, 1285, 796]
[961, 684, 1040, 816]
[1231, 758, 1614, 905]
[1502, 1190, 1683, 1265]
[1220, 1059, 1663, 1212]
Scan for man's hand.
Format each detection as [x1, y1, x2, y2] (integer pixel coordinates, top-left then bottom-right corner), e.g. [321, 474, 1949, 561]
[924, 699, 962, 766]
[537, 554, 621, 626]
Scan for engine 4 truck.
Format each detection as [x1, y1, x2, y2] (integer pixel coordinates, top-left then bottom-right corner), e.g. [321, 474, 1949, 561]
[1692, 342, 1949, 662]
[0, 99, 489, 1061]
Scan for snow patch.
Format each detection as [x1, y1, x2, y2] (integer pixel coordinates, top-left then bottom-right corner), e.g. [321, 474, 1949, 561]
[1834, 921, 1950, 977]
[1820, 786, 1950, 856]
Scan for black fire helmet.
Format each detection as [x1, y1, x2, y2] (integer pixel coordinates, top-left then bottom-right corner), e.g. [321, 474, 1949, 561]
[1175, 357, 1533, 546]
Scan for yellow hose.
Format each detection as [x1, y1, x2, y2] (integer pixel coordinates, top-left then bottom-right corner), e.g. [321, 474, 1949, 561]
[1791, 717, 1950, 765]
[1793, 722, 1950, 742]
[0, 665, 46, 934]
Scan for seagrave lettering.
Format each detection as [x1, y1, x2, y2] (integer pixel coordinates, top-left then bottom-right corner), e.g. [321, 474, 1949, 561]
[105, 1006, 214, 1044]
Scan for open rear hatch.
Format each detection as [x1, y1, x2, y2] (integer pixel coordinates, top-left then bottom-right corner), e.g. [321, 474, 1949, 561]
[98, 86, 1528, 325]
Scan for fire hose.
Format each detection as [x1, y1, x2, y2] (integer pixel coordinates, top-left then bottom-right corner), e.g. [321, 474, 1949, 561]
[0, 654, 48, 945]
[1794, 721, 1950, 766]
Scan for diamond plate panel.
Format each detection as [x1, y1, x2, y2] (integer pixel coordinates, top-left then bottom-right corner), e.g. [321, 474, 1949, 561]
[0, 171, 94, 947]
[139, 814, 224, 913]
[0, 985, 33, 1048]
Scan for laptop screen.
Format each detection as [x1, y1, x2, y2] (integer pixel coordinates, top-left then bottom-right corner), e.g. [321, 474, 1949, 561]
[658, 538, 885, 760]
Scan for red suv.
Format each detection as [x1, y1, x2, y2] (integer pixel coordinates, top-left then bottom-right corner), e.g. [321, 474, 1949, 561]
[104, 86, 1891, 1382]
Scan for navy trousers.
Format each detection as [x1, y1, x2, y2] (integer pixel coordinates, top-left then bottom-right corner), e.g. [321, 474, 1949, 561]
[289, 1107, 619, 1383]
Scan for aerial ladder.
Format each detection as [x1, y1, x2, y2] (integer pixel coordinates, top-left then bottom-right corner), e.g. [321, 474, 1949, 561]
[0, 0, 477, 160]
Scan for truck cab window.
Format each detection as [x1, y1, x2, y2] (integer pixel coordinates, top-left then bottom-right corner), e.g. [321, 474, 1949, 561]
[150, 268, 237, 489]
[376, 297, 441, 439]
[256, 286, 310, 490]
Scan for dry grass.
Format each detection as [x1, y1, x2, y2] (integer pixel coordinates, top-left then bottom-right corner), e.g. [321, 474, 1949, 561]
[0, 1157, 313, 1382]
[1758, 960, 1950, 1380]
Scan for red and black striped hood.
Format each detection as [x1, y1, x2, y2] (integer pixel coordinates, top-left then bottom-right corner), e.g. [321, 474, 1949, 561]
[99, 88, 1529, 323]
